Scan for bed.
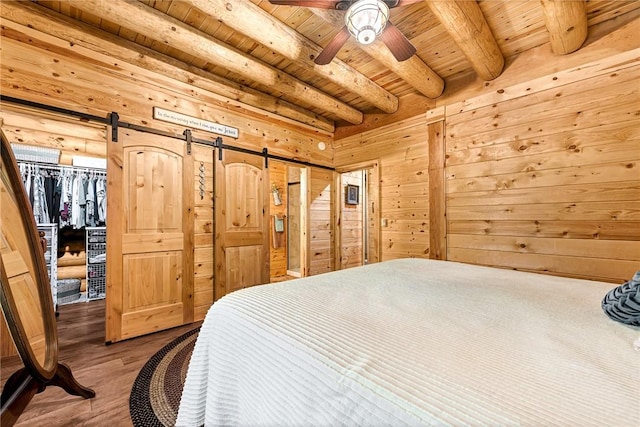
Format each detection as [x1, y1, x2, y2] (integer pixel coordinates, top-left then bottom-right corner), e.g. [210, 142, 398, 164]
[177, 258, 639, 426]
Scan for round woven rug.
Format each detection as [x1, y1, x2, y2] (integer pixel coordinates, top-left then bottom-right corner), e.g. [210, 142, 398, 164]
[129, 327, 200, 427]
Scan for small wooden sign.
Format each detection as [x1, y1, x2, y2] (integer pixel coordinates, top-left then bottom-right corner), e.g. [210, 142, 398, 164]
[153, 107, 239, 138]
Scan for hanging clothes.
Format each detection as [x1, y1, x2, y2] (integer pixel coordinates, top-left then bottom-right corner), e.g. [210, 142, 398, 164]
[70, 174, 81, 228]
[21, 163, 34, 205]
[86, 175, 96, 227]
[92, 176, 99, 224]
[77, 174, 87, 229]
[96, 178, 107, 224]
[62, 168, 74, 227]
[32, 168, 49, 224]
[17, 161, 106, 228]
[44, 175, 54, 221]
[51, 177, 62, 224]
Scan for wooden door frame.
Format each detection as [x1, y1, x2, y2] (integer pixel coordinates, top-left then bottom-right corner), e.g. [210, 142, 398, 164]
[427, 120, 446, 260]
[299, 166, 310, 277]
[334, 160, 380, 270]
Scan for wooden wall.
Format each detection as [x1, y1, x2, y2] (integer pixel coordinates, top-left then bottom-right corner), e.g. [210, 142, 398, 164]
[192, 145, 214, 320]
[269, 161, 288, 278]
[334, 115, 431, 261]
[444, 52, 639, 283]
[1, 107, 107, 165]
[307, 168, 335, 275]
[334, 13, 640, 284]
[339, 171, 364, 269]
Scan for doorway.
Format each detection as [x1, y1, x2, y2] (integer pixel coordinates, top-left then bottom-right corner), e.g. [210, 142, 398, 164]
[335, 161, 380, 270]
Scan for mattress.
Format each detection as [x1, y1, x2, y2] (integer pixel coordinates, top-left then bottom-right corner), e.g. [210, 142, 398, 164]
[177, 258, 639, 426]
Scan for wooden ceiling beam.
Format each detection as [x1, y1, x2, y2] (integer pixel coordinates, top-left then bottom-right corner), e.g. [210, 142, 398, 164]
[310, 9, 445, 99]
[70, 0, 363, 124]
[424, 0, 504, 81]
[185, 0, 398, 114]
[539, 0, 588, 55]
[0, 1, 335, 133]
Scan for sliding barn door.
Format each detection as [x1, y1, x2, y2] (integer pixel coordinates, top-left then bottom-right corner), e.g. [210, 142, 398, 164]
[106, 128, 193, 343]
[215, 150, 269, 301]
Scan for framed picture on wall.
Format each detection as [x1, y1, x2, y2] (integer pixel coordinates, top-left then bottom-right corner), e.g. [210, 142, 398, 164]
[346, 184, 359, 205]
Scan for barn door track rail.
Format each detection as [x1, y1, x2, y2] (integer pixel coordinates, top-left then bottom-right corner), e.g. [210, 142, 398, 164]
[1, 96, 334, 171]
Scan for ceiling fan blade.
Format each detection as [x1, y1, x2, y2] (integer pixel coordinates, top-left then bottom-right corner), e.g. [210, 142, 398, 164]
[394, 0, 425, 7]
[314, 26, 351, 65]
[268, 0, 342, 9]
[379, 21, 417, 62]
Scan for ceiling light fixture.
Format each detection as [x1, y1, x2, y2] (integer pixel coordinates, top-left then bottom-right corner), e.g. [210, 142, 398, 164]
[344, 0, 389, 45]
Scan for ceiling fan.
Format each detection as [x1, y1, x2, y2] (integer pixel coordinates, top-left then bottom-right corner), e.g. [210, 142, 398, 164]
[269, 0, 421, 65]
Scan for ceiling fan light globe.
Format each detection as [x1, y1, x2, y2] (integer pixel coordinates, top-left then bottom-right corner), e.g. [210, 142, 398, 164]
[356, 27, 377, 44]
[345, 0, 389, 45]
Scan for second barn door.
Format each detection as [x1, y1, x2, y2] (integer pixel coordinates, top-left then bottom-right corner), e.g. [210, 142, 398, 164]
[215, 149, 269, 300]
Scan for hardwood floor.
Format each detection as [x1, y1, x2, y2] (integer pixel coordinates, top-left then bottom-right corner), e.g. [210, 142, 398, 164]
[1, 299, 202, 426]
[270, 275, 298, 283]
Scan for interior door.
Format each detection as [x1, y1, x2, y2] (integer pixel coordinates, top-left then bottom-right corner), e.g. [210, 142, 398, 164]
[215, 150, 269, 301]
[106, 128, 194, 343]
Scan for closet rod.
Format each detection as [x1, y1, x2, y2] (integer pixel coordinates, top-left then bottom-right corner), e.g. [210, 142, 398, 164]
[18, 161, 107, 175]
[1, 96, 335, 172]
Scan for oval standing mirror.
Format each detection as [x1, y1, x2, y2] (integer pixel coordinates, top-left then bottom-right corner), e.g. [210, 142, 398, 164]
[0, 129, 95, 426]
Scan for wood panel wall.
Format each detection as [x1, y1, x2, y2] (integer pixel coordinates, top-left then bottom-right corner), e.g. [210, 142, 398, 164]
[192, 145, 214, 321]
[444, 57, 639, 283]
[307, 168, 335, 275]
[0, 106, 107, 165]
[334, 115, 431, 261]
[334, 13, 639, 284]
[0, 17, 332, 164]
[340, 171, 364, 269]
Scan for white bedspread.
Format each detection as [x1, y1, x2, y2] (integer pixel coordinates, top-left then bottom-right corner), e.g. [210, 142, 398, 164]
[177, 259, 639, 426]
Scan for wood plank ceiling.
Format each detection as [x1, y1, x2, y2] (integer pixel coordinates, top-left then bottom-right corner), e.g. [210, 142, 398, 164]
[20, 0, 640, 131]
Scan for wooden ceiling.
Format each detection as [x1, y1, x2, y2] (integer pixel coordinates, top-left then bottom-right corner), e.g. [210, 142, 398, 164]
[23, 1, 640, 131]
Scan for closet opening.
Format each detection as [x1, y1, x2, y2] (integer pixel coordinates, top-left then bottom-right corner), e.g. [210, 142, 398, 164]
[0, 103, 111, 363]
[16, 161, 108, 313]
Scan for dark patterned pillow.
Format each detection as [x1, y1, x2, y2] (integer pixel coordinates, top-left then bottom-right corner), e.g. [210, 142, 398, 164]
[602, 271, 640, 326]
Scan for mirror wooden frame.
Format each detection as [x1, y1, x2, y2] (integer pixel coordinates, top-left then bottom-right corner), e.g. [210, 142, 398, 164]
[0, 130, 95, 426]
